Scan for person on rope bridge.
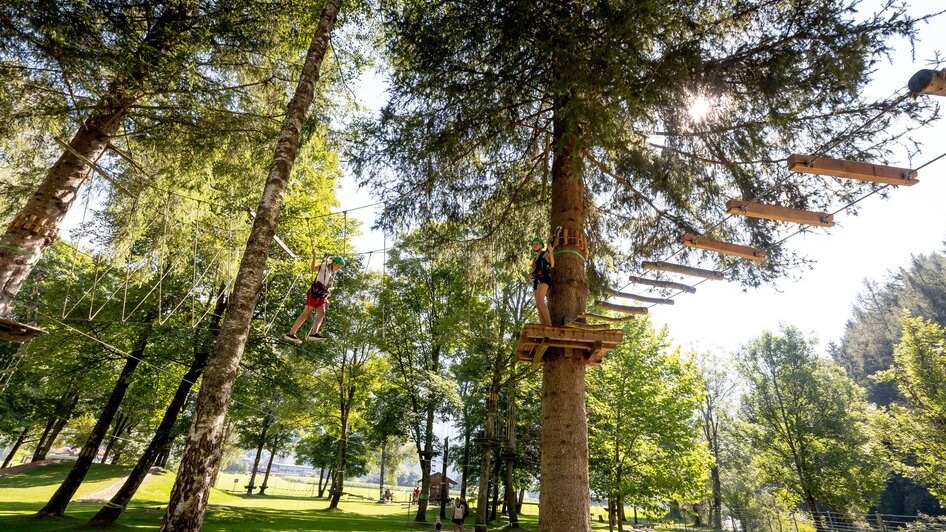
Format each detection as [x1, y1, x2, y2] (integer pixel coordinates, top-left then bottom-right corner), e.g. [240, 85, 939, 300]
[529, 235, 555, 326]
[284, 250, 345, 344]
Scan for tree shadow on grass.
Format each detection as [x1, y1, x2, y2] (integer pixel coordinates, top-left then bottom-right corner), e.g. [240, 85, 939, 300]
[0, 464, 129, 491]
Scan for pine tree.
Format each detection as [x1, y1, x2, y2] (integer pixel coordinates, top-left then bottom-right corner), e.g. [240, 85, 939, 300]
[356, 3, 931, 529]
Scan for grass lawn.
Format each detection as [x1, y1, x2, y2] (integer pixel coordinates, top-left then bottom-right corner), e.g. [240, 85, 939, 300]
[1, 463, 603, 530]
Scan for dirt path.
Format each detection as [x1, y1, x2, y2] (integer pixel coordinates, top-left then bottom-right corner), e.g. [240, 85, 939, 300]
[0, 458, 67, 478]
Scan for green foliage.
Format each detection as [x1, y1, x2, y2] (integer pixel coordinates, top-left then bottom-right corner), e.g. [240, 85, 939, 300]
[356, 0, 936, 286]
[738, 326, 887, 517]
[587, 318, 709, 509]
[876, 316, 946, 504]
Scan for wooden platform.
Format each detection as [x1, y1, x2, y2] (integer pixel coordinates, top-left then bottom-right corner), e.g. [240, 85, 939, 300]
[0, 317, 45, 343]
[515, 324, 624, 367]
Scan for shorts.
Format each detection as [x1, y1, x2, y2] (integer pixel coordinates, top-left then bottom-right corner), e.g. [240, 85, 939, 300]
[305, 292, 327, 309]
[533, 278, 551, 291]
[452, 518, 464, 525]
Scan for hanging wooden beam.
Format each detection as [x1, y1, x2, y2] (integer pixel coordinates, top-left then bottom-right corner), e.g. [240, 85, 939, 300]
[681, 233, 766, 261]
[642, 261, 725, 281]
[726, 200, 834, 227]
[628, 275, 696, 294]
[603, 288, 674, 306]
[787, 154, 918, 186]
[594, 301, 648, 315]
[909, 69, 946, 97]
[582, 312, 636, 324]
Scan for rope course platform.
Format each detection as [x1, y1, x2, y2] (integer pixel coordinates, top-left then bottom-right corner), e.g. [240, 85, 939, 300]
[0, 318, 46, 343]
[515, 324, 624, 368]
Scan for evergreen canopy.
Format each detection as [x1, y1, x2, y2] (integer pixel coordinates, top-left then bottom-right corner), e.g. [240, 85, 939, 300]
[357, 0, 934, 286]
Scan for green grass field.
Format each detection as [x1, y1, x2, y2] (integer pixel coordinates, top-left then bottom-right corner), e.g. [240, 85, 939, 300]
[0, 462, 590, 530]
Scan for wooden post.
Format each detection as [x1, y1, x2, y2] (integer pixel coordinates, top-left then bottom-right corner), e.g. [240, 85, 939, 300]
[642, 261, 725, 280]
[787, 155, 918, 186]
[681, 234, 766, 261]
[725, 200, 834, 227]
[908, 69, 946, 97]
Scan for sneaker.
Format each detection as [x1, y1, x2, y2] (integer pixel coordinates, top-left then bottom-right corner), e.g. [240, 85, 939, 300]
[283, 333, 302, 345]
[307, 333, 326, 342]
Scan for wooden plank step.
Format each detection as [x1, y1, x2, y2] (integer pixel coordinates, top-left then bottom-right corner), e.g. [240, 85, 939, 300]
[726, 200, 834, 227]
[628, 275, 696, 294]
[594, 301, 648, 315]
[681, 233, 766, 261]
[0, 317, 46, 343]
[642, 261, 725, 281]
[603, 288, 674, 305]
[787, 154, 918, 186]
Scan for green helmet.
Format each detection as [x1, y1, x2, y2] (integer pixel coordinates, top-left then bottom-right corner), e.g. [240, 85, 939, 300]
[331, 256, 346, 266]
[531, 237, 544, 246]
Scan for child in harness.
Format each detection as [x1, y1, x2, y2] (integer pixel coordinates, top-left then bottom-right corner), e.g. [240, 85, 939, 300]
[284, 251, 346, 344]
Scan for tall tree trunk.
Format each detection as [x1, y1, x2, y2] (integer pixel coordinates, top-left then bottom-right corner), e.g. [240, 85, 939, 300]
[160, 4, 339, 530]
[259, 443, 278, 495]
[89, 293, 225, 526]
[460, 421, 471, 499]
[378, 438, 386, 500]
[328, 393, 352, 509]
[607, 495, 615, 532]
[439, 436, 449, 519]
[0, 6, 193, 317]
[318, 467, 331, 498]
[710, 463, 722, 529]
[805, 492, 825, 532]
[475, 388, 499, 532]
[503, 380, 519, 528]
[32, 417, 55, 462]
[416, 345, 441, 522]
[489, 452, 501, 522]
[616, 492, 625, 532]
[37, 319, 153, 517]
[32, 390, 78, 462]
[538, 98, 590, 532]
[2, 426, 29, 468]
[246, 420, 271, 495]
[101, 412, 130, 464]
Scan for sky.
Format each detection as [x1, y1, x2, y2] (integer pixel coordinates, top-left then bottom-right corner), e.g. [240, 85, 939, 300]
[334, 0, 946, 360]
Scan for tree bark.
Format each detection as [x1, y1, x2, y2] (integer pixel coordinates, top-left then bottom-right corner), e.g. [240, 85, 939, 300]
[805, 492, 825, 532]
[460, 422, 471, 499]
[89, 293, 225, 525]
[503, 380, 519, 528]
[160, 4, 339, 530]
[0, 6, 193, 317]
[32, 391, 78, 462]
[475, 388, 499, 532]
[490, 453, 501, 522]
[538, 96, 590, 532]
[258, 442, 278, 496]
[32, 417, 55, 462]
[246, 419, 271, 495]
[101, 412, 131, 464]
[378, 438, 386, 500]
[2, 426, 29, 468]
[439, 436, 449, 519]
[415, 345, 441, 522]
[328, 365, 357, 510]
[616, 492, 625, 532]
[37, 319, 153, 517]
